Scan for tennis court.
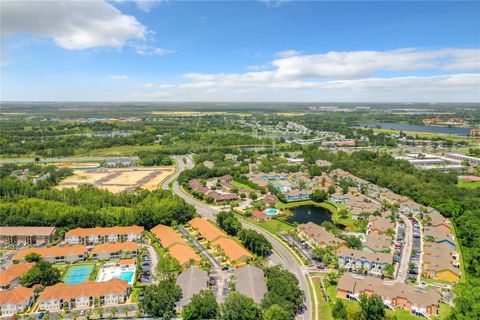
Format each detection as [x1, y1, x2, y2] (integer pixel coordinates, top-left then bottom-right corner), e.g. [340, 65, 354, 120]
[63, 264, 95, 284]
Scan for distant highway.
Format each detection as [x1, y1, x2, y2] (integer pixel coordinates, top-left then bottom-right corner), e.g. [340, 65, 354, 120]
[168, 155, 314, 320]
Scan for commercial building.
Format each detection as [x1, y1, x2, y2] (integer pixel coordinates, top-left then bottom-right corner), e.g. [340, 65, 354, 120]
[39, 279, 129, 311]
[337, 274, 440, 317]
[13, 245, 87, 264]
[65, 226, 144, 245]
[0, 286, 35, 316]
[0, 226, 57, 245]
[0, 263, 34, 291]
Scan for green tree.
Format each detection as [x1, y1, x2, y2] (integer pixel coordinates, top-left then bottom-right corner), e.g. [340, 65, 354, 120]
[25, 252, 42, 263]
[140, 280, 182, 319]
[238, 229, 272, 257]
[155, 255, 182, 281]
[345, 236, 362, 250]
[220, 292, 261, 320]
[216, 211, 242, 236]
[183, 290, 219, 320]
[262, 304, 290, 320]
[332, 299, 347, 320]
[311, 189, 328, 202]
[359, 294, 386, 320]
[21, 260, 61, 287]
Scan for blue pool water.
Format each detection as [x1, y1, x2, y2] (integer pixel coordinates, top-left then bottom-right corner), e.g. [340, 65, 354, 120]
[116, 271, 134, 283]
[64, 265, 94, 284]
[264, 209, 279, 215]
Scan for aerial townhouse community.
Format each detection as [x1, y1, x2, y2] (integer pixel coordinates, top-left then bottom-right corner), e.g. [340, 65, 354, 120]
[0, 212, 268, 318]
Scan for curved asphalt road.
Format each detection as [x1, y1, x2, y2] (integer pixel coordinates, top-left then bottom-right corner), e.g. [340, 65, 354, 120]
[166, 155, 314, 320]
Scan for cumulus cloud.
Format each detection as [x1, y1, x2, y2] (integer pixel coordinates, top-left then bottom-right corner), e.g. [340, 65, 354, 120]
[1, 0, 147, 50]
[131, 43, 172, 55]
[108, 75, 128, 80]
[275, 50, 303, 58]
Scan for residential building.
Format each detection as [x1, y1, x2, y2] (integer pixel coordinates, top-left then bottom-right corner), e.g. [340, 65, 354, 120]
[424, 226, 456, 249]
[367, 217, 395, 235]
[285, 189, 312, 202]
[337, 274, 440, 317]
[91, 242, 140, 261]
[422, 242, 460, 283]
[0, 226, 56, 245]
[298, 222, 346, 251]
[261, 194, 278, 207]
[426, 213, 452, 233]
[39, 278, 129, 311]
[13, 245, 87, 264]
[235, 265, 267, 304]
[176, 267, 209, 309]
[337, 248, 393, 273]
[363, 234, 392, 253]
[150, 224, 201, 265]
[0, 286, 35, 316]
[209, 191, 238, 202]
[65, 226, 144, 245]
[251, 210, 272, 221]
[189, 179, 203, 190]
[220, 175, 234, 183]
[212, 237, 252, 264]
[0, 263, 34, 291]
[188, 217, 228, 242]
[150, 224, 185, 249]
[168, 243, 201, 266]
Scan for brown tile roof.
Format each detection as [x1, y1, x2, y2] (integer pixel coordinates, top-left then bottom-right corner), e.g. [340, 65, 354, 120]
[119, 259, 136, 265]
[0, 263, 35, 287]
[188, 217, 227, 242]
[91, 242, 139, 255]
[262, 194, 278, 203]
[168, 243, 201, 265]
[13, 245, 87, 261]
[363, 234, 392, 252]
[298, 222, 345, 247]
[65, 226, 144, 237]
[423, 243, 460, 275]
[337, 273, 440, 309]
[189, 179, 202, 190]
[0, 286, 34, 305]
[212, 237, 252, 262]
[220, 175, 233, 182]
[429, 214, 450, 228]
[424, 226, 453, 242]
[368, 217, 395, 233]
[0, 226, 56, 237]
[39, 278, 128, 302]
[252, 210, 269, 220]
[150, 224, 184, 248]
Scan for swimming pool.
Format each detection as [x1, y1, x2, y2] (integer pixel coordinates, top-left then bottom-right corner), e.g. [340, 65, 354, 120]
[116, 271, 134, 283]
[264, 209, 280, 215]
[63, 265, 94, 284]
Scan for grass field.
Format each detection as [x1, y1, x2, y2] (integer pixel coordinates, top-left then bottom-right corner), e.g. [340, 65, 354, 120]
[231, 179, 255, 191]
[79, 145, 164, 157]
[243, 216, 293, 235]
[458, 180, 480, 189]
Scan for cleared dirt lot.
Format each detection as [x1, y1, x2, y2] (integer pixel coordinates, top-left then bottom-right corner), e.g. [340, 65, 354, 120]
[58, 167, 175, 193]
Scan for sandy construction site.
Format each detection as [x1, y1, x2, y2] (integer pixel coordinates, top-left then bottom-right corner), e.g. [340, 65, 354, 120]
[58, 167, 175, 193]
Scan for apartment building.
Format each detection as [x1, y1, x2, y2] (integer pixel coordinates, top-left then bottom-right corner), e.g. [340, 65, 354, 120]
[298, 222, 346, 251]
[337, 248, 393, 273]
[0, 263, 34, 291]
[422, 242, 460, 283]
[65, 226, 144, 245]
[39, 279, 129, 311]
[91, 242, 140, 261]
[13, 245, 87, 264]
[151, 224, 201, 265]
[0, 286, 35, 316]
[0, 226, 56, 245]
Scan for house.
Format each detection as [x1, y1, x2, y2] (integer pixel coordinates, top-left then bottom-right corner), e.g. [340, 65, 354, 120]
[0, 263, 34, 291]
[209, 191, 237, 202]
[362, 234, 392, 253]
[422, 242, 460, 283]
[367, 217, 395, 235]
[220, 175, 234, 183]
[427, 213, 452, 233]
[0, 226, 57, 245]
[65, 226, 144, 245]
[331, 193, 350, 204]
[176, 267, 209, 309]
[298, 222, 346, 251]
[150, 224, 200, 265]
[261, 194, 278, 206]
[189, 179, 203, 190]
[212, 237, 252, 264]
[251, 210, 271, 221]
[91, 242, 140, 261]
[39, 278, 129, 311]
[13, 245, 87, 264]
[337, 274, 440, 317]
[424, 226, 456, 249]
[285, 189, 312, 202]
[337, 248, 393, 273]
[0, 286, 35, 316]
[235, 265, 267, 304]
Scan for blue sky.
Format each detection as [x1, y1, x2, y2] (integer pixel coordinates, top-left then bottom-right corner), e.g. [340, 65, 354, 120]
[1, 0, 479, 102]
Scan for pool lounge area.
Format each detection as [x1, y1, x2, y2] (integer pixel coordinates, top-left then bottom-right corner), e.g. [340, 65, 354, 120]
[264, 208, 282, 216]
[96, 261, 136, 285]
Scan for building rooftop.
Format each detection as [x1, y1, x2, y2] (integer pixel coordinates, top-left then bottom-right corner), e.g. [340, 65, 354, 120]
[0, 286, 34, 305]
[168, 243, 201, 265]
[234, 265, 268, 304]
[0, 226, 56, 237]
[65, 225, 144, 237]
[298, 222, 345, 247]
[150, 224, 184, 248]
[176, 267, 208, 307]
[0, 263, 35, 287]
[337, 247, 393, 264]
[188, 217, 227, 242]
[212, 237, 252, 262]
[91, 241, 139, 254]
[13, 245, 87, 261]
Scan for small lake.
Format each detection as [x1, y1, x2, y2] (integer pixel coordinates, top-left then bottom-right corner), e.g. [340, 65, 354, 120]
[355, 122, 470, 135]
[285, 205, 333, 225]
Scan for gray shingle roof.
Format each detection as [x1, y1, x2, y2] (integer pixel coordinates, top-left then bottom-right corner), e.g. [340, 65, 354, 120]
[176, 267, 209, 307]
[234, 265, 267, 304]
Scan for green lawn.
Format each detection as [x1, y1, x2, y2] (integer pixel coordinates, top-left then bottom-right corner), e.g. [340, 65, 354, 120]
[231, 179, 255, 191]
[458, 180, 480, 189]
[243, 216, 293, 235]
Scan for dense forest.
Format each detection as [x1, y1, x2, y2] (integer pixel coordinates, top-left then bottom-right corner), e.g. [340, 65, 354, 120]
[302, 146, 480, 319]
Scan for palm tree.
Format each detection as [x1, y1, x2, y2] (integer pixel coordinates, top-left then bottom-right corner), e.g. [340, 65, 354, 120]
[123, 306, 131, 319]
[96, 307, 104, 319]
[71, 311, 79, 320]
[110, 306, 118, 319]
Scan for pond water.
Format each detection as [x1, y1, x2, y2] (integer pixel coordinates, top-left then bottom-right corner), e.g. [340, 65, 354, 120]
[355, 122, 470, 135]
[285, 205, 333, 225]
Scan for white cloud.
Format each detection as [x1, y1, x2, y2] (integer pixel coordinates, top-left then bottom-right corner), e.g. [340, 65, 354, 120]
[1, 0, 147, 50]
[275, 50, 302, 58]
[260, 0, 291, 8]
[108, 75, 128, 80]
[131, 43, 172, 55]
